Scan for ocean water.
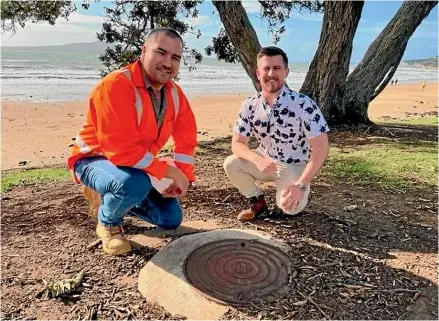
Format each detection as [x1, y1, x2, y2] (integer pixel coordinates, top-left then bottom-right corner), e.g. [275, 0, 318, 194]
[1, 49, 437, 102]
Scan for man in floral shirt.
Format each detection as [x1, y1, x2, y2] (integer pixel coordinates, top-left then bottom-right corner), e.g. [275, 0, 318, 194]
[223, 46, 330, 221]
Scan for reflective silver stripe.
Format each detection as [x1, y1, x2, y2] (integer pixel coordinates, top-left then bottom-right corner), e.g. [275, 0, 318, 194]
[171, 82, 180, 121]
[120, 69, 143, 126]
[134, 151, 155, 168]
[75, 134, 92, 154]
[174, 153, 194, 164]
[133, 87, 143, 126]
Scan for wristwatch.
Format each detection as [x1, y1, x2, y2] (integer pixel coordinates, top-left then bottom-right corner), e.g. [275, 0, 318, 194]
[295, 183, 307, 192]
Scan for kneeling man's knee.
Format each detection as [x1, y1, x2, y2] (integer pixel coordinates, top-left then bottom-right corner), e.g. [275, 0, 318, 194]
[116, 172, 151, 206]
[276, 190, 310, 215]
[161, 220, 182, 230]
[223, 154, 241, 175]
[161, 207, 183, 230]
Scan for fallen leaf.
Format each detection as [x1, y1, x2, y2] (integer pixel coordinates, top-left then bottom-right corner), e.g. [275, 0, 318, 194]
[292, 300, 308, 306]
[344, 205, 358, 211]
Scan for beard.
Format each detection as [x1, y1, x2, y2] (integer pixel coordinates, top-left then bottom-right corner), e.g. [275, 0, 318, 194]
[153, 66, 174, 84]
[262, 78, 283, 93]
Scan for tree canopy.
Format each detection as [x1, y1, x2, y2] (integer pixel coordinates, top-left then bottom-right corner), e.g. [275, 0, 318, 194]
[95, 0, 203, 76]
[1, 0, 89, 34]
[2, 0, 437, 125]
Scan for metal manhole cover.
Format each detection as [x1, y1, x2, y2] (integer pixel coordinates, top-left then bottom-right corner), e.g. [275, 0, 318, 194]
[183, 239, 292, 305]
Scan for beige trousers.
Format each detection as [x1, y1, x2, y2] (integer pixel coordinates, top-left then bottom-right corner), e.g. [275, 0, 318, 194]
[223, 149, 310, 215]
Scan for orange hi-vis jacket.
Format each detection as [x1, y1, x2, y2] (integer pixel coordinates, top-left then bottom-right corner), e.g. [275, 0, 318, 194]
[67, 61, 197, 182]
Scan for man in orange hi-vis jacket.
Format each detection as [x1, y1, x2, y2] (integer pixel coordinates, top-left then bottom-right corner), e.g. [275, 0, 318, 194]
[67, 27, 197, 255]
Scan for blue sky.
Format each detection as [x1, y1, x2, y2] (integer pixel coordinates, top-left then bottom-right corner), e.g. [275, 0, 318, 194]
[2, 0, 438, 63]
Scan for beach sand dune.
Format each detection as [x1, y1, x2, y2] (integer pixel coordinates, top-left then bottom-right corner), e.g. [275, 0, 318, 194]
[1, 82, 437, 170]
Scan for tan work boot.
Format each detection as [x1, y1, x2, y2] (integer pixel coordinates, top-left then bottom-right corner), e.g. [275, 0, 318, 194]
[82, 186, 101, 222]
[237, 195, 269, 221]
[96, 223, 132, 255]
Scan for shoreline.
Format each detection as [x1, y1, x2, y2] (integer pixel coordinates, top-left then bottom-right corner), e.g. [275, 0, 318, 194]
[2, 74, 437, 104]
[1, 82, 437, 170]
[0, 92, 256, 104]
[1, 77, 437, 104]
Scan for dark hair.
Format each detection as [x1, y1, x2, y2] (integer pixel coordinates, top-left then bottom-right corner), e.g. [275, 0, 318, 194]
[257, 46, 288, 68]
[145, 27, 183, 45]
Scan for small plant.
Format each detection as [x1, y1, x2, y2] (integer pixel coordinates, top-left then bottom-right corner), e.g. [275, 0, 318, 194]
[37, 270, 84, 299]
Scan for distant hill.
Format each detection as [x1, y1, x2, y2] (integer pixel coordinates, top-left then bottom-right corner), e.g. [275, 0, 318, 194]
[0, 41, 232, 66]
[402, 56, 438, 68]
[4, 41, 437, 69]
[1, 41, 108, 54]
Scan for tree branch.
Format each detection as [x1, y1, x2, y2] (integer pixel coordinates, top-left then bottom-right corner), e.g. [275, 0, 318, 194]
[342, 0, 437, 123]
[370, 41, 406, 101]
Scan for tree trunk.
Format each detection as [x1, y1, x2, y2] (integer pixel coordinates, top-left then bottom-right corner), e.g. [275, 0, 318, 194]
[213, 0, 261, 91]
[343, 0, 438, 124]
[300, 1, 364, 125]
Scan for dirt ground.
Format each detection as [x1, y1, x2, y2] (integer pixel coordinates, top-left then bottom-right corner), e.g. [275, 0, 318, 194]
[1, 125, 437, 320]
[1, 81, 437, 170]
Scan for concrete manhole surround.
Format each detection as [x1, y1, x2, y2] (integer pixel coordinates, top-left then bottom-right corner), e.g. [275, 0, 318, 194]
[184, 238, 293, 305]
[138, 228, 293, 320]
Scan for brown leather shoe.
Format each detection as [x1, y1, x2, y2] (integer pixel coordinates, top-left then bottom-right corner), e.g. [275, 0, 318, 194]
[237, 195, 269, 221]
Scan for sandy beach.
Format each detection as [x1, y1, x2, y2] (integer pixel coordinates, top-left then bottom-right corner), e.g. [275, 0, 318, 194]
[1, 82, 437, 170]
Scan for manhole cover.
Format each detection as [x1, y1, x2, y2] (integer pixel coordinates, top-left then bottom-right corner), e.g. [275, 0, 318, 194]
[183, 239, 292, 305]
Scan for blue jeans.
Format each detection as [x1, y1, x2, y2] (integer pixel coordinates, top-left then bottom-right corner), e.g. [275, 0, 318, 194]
[74, 157, 183, 229]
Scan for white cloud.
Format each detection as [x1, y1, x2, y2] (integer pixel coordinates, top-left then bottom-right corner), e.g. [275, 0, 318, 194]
[242, 1, 261, 14]
[186, 15, 214, 27]
[64, 12, 105, 24]
[183, 31, 218, 54]
[2, 27, 99, 46]
[1, 13, 104, 46]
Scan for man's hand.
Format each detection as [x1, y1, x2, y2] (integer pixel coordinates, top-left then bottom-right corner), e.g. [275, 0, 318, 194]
[281, 184, 304, 212]
[254, 157, 277, 175]
[231, 134, 277, 175]
[166, 166, 190, 197]
[162, 182, 182, 198]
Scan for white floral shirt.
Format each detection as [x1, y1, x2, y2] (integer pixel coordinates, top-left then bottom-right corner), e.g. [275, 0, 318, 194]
[234, 86, 329, 164]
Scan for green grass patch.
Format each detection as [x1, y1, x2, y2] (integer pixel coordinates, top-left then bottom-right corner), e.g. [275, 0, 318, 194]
[322, 140, 438, 190]
[375, 116, 438, 126]
[1, 168, 70, 193]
